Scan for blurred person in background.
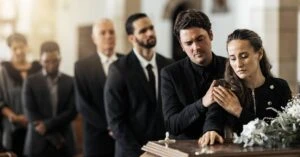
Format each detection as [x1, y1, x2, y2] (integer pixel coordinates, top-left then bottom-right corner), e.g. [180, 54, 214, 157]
[0, 33, 41, 156]
[23, 41, 77, 157]
[75, 18, 123, 157]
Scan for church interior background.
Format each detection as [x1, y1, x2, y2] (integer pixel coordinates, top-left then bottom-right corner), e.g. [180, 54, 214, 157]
[0, 0, 299, 156]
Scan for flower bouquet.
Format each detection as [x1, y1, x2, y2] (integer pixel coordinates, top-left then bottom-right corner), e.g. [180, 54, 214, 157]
[233, 95, 300, 148]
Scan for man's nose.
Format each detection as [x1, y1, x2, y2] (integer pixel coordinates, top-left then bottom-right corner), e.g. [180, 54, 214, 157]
[146, 29, 155, 36]
[16, 48, 23, 54]
[192, 42, 200, 50]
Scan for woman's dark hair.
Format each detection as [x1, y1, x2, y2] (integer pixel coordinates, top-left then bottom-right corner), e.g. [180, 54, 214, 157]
[224, 29, 272, 106]
[125, 13, 147, 35]
[173, 9, 211, 40]
[6, 33, 27, 47]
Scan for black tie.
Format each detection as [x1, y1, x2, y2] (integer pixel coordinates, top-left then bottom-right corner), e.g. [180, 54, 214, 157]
[146, 64, 156, 96]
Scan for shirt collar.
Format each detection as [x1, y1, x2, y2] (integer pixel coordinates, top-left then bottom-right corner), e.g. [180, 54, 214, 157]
[98, 52, 117, 64]
[42, 69, 61, 81]
[190, 53, 216, 75]
[133, 48, 157, 69]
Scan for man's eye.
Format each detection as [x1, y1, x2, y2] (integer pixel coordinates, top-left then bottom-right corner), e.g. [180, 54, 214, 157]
[241, 54, 248, 58]
[197, 37, 204, 42]
[186, 42, 192, 46]
[229, 57, 236, 61]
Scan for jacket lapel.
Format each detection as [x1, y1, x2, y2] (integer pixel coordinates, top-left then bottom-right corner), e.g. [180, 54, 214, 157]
[91, 53, 106, 89]
[156, 54, 165, 103]
[37, 72, 54, 117]
[129, 52, 156, 103]
[56, 74, 65, 114]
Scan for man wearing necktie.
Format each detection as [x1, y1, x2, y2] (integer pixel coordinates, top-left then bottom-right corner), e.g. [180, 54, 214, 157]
[104, 13, 173, 157]
[74, 19, 123, 157]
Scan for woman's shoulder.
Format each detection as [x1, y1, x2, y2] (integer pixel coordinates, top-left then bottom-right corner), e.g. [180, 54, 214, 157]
[265, 77, 291, 97]
[267, 77, 289, 87]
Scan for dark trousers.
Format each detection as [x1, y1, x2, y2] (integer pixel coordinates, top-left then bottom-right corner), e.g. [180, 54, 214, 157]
[30, 144, 69, 157]
[12, 128, 26, 157]
[86, 155, 114, 157]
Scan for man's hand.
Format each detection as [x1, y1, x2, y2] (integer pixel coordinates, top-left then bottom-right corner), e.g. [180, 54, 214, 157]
[8, 114, 28, 127]
[202, 80, 217, 107]
[213, 86, 242, 117]
[198, 131, 224, 147]
[34, 121, 47, 135]
[15, 115, 28, 127]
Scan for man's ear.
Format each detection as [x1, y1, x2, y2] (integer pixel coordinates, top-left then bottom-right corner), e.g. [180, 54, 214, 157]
[128, 35, 134, 43]
[209, 30, 213, 40]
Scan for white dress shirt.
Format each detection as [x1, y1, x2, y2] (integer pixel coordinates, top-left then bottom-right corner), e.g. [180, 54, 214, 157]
[98, 52, 118, 76]
[133, 48, 158, 99]
[42, 69, 61, 116]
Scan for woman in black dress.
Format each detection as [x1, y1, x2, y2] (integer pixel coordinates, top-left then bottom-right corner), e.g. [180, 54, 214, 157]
[0, 33, 41, 156]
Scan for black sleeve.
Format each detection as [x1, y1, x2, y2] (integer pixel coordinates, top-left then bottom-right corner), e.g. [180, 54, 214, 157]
[161, 68, 207, 136]
[202, 103, 226, 135]
[104, 64, 140, 150]
[279, 79, 292, 106]
[23, 78, 44, 122]
[238, 108, 256, 125]
[0, 66, 8, 111]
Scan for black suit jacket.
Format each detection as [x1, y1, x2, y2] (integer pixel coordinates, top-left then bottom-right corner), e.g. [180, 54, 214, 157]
[23, 72, 77, 156]
[74, 52, 123, 156]
[161, 54, 226, 139]
[104, 51, 173, 157]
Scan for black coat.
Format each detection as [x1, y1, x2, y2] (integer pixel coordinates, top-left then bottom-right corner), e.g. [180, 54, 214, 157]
[161, 54, 227, 139]
[231, 77, 292, 133]
[74, 53, 123, 156]
[104, 51, 173, 157]
[23, 72, 77, 156]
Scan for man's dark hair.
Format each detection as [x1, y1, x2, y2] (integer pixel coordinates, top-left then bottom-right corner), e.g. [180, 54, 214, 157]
[6, 33, 27, 47]
[40, 41, 60, 56]
[125, 13, 148, 35]
[173, 9, 212, 40]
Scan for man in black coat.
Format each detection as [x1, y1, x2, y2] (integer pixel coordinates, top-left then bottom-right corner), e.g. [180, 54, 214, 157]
[23, 41, 77, 157]
[161, 9, 226, 146]
[104, 13, 173, 157]
[74, 19, 122, 157]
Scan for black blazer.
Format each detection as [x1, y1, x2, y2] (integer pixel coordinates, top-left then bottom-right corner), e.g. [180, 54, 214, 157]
[104, 51, 173, 157]
[161, 55, 226, 139]
[74, 52, 122, 156]
[23, 72, 77, 156]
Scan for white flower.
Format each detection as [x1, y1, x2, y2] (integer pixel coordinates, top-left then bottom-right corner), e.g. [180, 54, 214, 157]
[285, 102, 300, 119]
[233, 95, 300, 147]
[233, 118, 268, 147]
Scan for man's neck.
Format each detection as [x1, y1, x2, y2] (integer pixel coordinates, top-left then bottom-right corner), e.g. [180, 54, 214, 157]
[98, 49, 114, 58]
[135, 47, 154, 61]
[46, 71, 59, 80]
